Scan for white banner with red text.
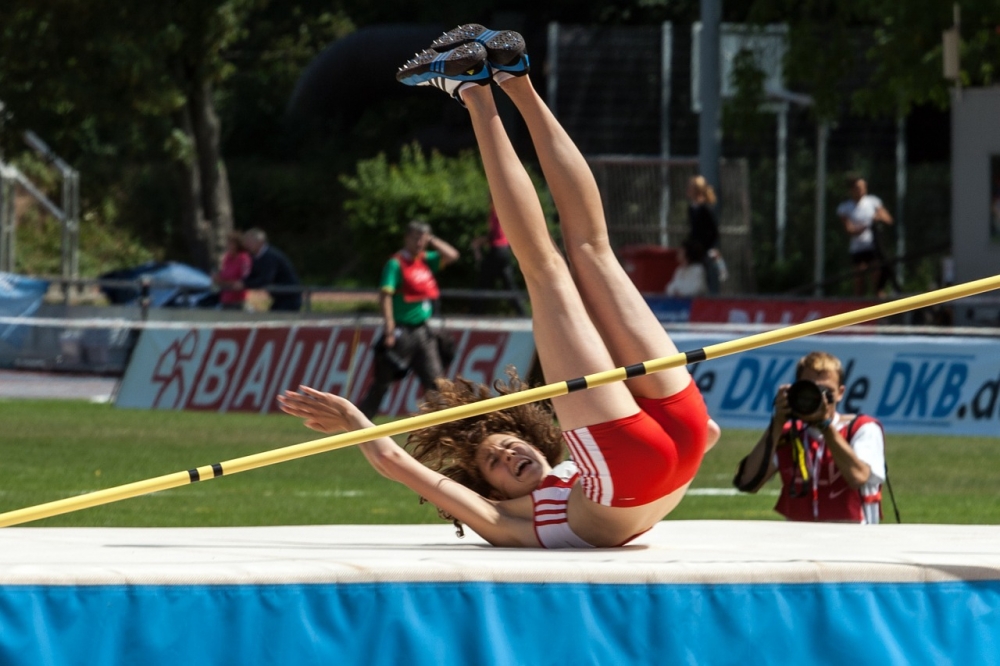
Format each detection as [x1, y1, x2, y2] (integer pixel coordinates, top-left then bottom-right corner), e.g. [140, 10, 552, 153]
[115, 319, 535, 417]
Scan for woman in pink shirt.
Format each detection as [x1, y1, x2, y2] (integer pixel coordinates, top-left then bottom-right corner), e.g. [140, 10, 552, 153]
[215, 231, 252, 310]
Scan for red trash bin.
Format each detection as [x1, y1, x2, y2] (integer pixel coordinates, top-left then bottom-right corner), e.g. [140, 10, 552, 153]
[619, 245, 679, 293]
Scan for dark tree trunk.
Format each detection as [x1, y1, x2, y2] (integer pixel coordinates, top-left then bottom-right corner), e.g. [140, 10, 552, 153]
[171, 62, 234, 272]
[172, 101, 215, 271]
[190, 78, 234, 258]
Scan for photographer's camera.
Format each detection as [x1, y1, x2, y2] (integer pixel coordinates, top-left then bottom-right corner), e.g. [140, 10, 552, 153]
[786, 380, 834, 420]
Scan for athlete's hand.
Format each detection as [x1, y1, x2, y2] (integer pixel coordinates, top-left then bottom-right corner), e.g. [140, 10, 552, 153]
[277, 386, 373, 434]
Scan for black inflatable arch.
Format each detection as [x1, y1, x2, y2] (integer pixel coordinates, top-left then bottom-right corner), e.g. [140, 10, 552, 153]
[287, 24, 448, 128]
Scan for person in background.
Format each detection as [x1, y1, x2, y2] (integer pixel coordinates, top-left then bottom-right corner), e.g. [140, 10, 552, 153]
[837, 175, 898, 298]
[471, 197, 528, 315]
[357, 220, 460, 419]
[686, 175, 724, 294]
[665, 238, 708, 298]
[732, 351, 886, 524]
[238, 228, 302, 312]
[213, 231, 252, 310]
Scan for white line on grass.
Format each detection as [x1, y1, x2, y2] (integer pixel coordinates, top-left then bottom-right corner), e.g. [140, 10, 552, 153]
[687, 488, 780, 496]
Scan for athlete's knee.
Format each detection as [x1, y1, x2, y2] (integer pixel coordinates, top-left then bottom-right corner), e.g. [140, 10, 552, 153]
[565, 240, 618, 278]
[564, 233, 613, 261]
[567, 245, 627, 286]
[520, 249, 570, 283]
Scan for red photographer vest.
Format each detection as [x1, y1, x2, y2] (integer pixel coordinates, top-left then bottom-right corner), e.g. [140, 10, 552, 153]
[773, 415, 883, 523]
[393, 251, 439, 302]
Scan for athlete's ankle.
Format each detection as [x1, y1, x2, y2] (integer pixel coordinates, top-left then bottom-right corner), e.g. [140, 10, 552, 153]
[496, 71, 531, 90]
[458, 81, 491, 105]
[492, 71, 517, 85]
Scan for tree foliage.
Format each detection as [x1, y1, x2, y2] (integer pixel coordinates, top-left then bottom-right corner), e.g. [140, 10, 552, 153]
[722, 48, 772, 143]
[0, 0, 340, 271]
[219, 2, 354, 158]
[2, 0, 996, 284]
[745, 0, 1000, 118]
[340, 144, 493, 287]
[340, 143, 554, 287]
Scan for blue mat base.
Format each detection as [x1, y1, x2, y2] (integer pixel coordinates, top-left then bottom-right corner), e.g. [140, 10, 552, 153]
[3, 580, 999, 665]
[3, 522, 999, 665]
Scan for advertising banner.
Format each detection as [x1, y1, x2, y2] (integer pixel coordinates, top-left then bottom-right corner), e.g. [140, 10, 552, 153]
[117, 322, 1000, 436]
[688, 298, 878, 324]
[643, 296, 693, 323]
[675, 332, 1000, 437]
[116, 321, 535, 417]
[642, 296, 878, 325]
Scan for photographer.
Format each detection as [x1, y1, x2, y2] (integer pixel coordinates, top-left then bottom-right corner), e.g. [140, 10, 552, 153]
[732, 351, 885, 524]
[357, 220, 459, 419]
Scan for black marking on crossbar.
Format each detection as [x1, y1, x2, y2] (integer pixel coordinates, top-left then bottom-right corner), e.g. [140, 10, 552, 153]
[685, 349, 707, 364]
[212, 463, 223, 477]
[566, 377, 589, 392]
[188, 469, 200, 483]
[623, 363, 647, 378]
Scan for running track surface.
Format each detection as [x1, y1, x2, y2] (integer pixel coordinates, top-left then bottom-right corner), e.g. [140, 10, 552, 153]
[0, 370, 116, 401]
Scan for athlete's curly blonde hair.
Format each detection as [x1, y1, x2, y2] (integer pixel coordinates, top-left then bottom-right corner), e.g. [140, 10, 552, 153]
[407, 368, 565, 501]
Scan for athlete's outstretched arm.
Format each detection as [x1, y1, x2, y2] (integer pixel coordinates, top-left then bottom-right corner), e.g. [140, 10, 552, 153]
[277, 386, 535, 546]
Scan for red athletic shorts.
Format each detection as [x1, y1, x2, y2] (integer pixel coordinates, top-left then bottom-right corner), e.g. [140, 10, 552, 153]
[562, 380, 710, 507]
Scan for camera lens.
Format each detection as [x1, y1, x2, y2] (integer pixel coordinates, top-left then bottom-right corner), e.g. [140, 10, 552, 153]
[787, 380, 824, 416]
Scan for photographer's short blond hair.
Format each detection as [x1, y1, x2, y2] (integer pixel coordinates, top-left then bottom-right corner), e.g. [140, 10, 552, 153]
[796, 351, 844, 384]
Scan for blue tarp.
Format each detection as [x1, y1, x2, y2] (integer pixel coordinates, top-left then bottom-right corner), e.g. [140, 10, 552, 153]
[2, 580, 998, 665]
[0, 272, 49, 347]
[100, 261, 217, 308]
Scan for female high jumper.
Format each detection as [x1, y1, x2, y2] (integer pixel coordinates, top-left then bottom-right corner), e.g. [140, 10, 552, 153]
[279, 26, 720, 548]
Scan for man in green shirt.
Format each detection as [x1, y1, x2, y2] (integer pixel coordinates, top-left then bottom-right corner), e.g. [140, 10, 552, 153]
[359, 220, 459, 418]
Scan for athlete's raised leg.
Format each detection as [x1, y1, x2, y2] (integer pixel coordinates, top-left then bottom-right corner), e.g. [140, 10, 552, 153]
[496, 74, 690, 400]
[443, 78, 638, 430]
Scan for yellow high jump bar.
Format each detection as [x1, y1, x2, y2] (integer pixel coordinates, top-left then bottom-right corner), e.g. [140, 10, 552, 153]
[2, 274, 999, 528]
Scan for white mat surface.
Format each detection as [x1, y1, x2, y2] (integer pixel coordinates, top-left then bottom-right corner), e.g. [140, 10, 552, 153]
[2, 520, 999, 586]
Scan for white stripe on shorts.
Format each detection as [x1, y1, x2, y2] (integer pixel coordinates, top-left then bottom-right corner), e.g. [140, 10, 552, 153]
[564, 426, 614, 506]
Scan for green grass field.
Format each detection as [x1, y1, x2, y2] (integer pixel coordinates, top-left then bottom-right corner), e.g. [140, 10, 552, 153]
[2, 399, 999, 527]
